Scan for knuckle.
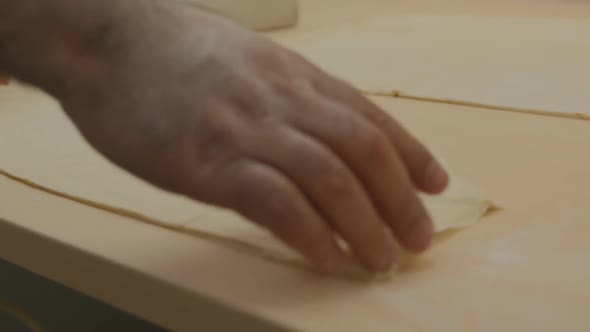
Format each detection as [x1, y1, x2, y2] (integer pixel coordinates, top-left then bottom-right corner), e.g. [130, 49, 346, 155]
[189, 158, 248, 206]
[194, 105, 242, 160]
[270, 75, 313, 100]
[260, 179, 298, 223]
[367, 106, 392, 125]
[304, 153, 351, 200]
[231, 88, 271, 120]
[248, 48, 314, 99]
[320, 170, 351, 200]
[249, 41, 285, 67]
[232, 94, 258, 114]
[198, 104, 236, 137]
[227, 166, 297, 228]
[360, 125, 391, 162]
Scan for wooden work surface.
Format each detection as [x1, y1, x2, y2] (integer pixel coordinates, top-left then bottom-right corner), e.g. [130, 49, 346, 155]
[2, 1, 590, 331]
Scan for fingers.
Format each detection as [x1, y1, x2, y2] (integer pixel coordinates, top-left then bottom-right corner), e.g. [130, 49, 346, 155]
[313, 77, 449, 194]
[286, 98, 434, 252]
[201, 159, 351, 273]
[247, 126, 397, 271]
[178, 46, 446, 272]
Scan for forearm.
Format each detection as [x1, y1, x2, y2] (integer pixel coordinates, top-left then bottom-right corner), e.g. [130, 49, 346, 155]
[0, 0, 156, 97]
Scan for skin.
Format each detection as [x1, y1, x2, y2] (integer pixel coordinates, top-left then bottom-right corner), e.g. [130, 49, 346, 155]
[0, 0, 448, 274]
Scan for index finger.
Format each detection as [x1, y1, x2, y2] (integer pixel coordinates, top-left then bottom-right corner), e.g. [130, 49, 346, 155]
[313, 76, 449, 195]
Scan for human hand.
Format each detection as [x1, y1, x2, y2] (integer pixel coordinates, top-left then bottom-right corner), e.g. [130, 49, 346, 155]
[58, 2, 448, 273]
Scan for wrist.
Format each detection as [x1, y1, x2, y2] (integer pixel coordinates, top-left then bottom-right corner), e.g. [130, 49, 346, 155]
[0, 1, 133, 98]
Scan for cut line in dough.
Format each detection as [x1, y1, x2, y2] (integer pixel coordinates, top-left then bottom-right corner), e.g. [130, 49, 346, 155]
[0, 168, 319, 275]
[0, 166, 496, 281]
[280, 15, 590, 120]
[367, 90, 590, 122]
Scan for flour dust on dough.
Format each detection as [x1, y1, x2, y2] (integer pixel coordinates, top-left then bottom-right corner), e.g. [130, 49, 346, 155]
[0, 84, 494, 278]
[280, 15, 590, 119]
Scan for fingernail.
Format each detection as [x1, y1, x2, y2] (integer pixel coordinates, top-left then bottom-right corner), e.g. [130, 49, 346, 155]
[376, 246, 394, 271]
[424, 159, 449, 192]
[372, 233, 397, 272]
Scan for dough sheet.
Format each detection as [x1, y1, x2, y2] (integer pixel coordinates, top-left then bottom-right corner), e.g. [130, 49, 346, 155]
[280, 15, 590, 119]
[0, 83, 494, 279]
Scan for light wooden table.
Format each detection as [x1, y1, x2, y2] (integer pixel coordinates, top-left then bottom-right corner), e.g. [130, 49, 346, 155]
[2, 1, 590, 331]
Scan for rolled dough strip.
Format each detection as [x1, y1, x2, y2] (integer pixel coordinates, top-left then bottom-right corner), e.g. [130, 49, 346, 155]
[0, 84, 495, 280]
[280, 15, 590, 119]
